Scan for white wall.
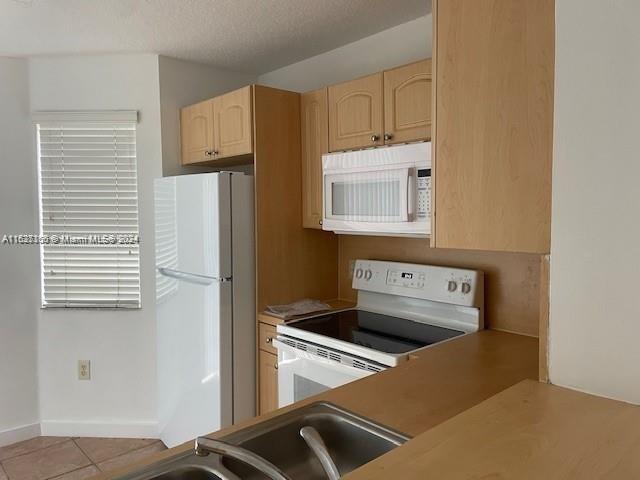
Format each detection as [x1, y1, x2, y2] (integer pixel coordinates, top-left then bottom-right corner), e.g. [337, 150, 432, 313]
[258, 15, 432, 92]
[550, 0, 640, 404]
[0, 57, 40, 446]
[29, 54, 163, 437]
[158, 56, 256, 177]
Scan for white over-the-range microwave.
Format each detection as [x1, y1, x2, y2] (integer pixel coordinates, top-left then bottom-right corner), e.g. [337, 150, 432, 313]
[322, 142, 431, 238]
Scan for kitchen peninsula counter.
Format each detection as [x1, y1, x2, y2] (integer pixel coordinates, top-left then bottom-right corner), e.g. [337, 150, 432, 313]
[346, 378, 640, 479]
[94, 330, 539, 479]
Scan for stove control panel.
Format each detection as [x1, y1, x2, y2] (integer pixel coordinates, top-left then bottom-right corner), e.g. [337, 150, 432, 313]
[352, 259, 484, 308]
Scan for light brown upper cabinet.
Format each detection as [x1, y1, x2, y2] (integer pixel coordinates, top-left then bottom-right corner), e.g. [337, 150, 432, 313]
[432, 0, 554, 254]
[301, 88, 328, 229]
[327, 62, 432, 152]
[328, 73, 384, 151]
[180, 99, 214, 164]
[384, 59, 432, 144]
[180, 86, 253, 165]
[212, 86, 253, 159]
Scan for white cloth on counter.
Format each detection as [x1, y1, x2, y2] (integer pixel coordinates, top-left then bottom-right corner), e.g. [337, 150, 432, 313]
[265, 299, 332, 319]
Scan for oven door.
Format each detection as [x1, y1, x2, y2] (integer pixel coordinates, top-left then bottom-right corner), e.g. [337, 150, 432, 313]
[273, 338, 373, 408]
[324, 167, 410, 224]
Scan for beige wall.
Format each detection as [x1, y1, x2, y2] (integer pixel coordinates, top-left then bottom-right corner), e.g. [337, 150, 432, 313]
[550, 0, 640, 403]
[258, 15, 432, 92]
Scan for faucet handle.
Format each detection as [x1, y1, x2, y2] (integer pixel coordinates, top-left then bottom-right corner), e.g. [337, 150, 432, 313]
[300, 426, 341, 480]
[194, 437, 290, 480]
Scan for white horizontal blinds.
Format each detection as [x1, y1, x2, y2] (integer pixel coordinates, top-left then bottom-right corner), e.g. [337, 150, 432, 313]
[37, 116, 141, 308]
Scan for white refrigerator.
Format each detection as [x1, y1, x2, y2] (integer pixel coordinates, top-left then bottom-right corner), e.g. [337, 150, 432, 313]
[154, 172, 255, 448]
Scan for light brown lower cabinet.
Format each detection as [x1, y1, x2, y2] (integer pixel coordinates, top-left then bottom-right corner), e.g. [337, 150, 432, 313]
[259, 350, 278, 415]
[259, 322, 277, 355]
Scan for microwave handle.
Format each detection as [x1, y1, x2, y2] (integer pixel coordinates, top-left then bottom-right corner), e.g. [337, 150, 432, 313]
[399, 168, 410, 222]
[407, 170, 415, 221]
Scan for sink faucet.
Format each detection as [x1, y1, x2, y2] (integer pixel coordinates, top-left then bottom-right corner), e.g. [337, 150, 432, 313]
[194, 437, 291, 480]
[300, 426, 341, 480]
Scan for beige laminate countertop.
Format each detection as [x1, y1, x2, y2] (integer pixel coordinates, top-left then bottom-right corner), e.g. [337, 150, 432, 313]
[346, 379, 640, 479]
[94, 330, 539, 479]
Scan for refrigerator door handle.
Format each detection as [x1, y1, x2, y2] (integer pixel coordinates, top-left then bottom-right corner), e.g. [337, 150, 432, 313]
[157, 267, 232, 285]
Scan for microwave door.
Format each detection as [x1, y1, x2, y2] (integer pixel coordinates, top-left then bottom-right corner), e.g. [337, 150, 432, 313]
[324, 168, 409, 224]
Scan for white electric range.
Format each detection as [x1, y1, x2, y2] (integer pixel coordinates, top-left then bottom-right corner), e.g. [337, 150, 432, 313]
[273, 260, 484, 407]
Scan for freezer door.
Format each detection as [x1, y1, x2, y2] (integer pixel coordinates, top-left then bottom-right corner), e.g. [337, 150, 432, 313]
[155, 172, 231, 278]
[154, 173, 233, 448]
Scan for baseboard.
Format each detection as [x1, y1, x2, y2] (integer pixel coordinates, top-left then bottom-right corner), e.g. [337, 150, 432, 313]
[0, 423, 41, 447]
[40, 420, 158, 439]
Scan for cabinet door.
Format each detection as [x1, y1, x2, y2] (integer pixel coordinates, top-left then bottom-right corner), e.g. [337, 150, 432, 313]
[213, 85, 253, 159]
[258, 322, 277, 355]
[180, 99, 213, 165]
[384, 59, 432, 144]
[328, 73, 383, 151]
[301, 88, 328, 229]
[433, 0, 553, 253]
[259, 351, 278, 415]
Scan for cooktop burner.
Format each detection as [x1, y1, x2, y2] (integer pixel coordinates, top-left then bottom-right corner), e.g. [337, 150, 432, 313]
[288, 309, 464, 354]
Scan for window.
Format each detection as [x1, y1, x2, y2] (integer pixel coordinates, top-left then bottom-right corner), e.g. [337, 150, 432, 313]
[35, 111, 141, 308]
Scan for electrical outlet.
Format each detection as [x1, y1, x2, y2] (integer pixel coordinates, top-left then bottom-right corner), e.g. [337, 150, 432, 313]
[78, 360, 91, 380]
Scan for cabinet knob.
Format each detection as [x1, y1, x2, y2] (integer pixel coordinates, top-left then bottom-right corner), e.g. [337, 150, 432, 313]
[371, 134, 380, 142]
[384, 133, 394, 141]
[274, 363, 279, 370]
[205, 150, 212, 156]
[212, 150, 219, 156]
[266, 337, 273, 344]
[318, 219, 323, 226]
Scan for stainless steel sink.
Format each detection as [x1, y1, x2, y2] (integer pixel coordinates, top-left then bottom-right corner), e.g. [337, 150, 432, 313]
[115, 402, 409, 480]
[215, 402, 409, 479]
[147, 466, 222, 480]
[114, 451, 225, 480]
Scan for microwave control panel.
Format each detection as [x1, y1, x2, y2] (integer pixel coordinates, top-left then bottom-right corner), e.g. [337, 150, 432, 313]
[416, 168, 431, 218]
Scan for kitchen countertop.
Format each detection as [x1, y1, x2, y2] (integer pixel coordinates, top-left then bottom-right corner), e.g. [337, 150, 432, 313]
[345, 379, 640, 479]
[93, 330, 539, 479]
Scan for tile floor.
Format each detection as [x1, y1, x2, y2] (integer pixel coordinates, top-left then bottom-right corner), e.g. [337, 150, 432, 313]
[0, 437, 166, 480]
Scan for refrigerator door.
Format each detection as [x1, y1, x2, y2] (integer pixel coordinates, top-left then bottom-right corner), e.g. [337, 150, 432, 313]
[156, 173, 231, 278]
[155, 173, 233, 448]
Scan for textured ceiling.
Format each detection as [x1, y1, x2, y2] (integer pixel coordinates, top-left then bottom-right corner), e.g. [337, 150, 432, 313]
[0, 0, 430, 73]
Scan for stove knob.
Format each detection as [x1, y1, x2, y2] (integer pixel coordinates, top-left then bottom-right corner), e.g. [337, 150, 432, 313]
[447, 280, 458, 292]
[364, 269, 372, 281]
[355, 268, 363, 279]
[461, 282, 471, 294]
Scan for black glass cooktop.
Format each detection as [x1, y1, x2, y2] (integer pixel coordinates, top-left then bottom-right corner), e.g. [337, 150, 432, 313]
[289, 309, 464, 354]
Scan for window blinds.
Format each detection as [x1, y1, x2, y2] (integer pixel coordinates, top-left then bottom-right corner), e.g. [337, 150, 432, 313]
[36, 112, 141, 308]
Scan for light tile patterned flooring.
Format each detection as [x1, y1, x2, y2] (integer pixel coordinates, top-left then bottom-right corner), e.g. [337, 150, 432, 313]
[0, 437, 166, 480]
